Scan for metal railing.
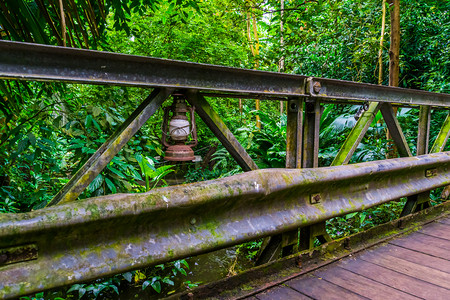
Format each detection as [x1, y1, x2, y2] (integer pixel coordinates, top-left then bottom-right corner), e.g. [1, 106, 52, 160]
[1, 40, 450, 299]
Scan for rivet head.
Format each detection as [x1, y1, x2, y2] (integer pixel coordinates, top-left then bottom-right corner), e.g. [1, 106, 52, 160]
[310, 193, 321, 204]
[0, 254, 8, 264]
[313, 82, 321, 93]
[425, 168, 437, 177]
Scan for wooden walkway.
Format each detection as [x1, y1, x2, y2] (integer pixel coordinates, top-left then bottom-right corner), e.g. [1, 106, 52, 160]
[250, 215, 450, 300]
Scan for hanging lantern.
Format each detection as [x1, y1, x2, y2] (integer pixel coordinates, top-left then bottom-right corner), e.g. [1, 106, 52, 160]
[161, 93, 198, 161]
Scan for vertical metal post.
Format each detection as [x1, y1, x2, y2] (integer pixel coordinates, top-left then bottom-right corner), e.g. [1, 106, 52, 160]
[299, 100, 331, 251]
[255, 98, 303, 265]
[285, 99, 304, 168]
[302, 100, 320, 168]
[417, 106, 431, 155]
[401, 106, 432, 216]
[282, 98, 304, 256]
[186, 91, 258, 172]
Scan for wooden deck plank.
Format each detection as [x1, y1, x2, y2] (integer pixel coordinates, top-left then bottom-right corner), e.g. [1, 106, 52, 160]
[418, 222, 450, 240]
[286, 275, 368, 300]
[338, 258, 450, 300]
[436, 217, 450, 226]
[410, 231, 450, 250]
[313, 266, 419, 300]
[379, 244, 450, 272]
[255, 285, 312, 300]
[358, 250, 450, 288]
[390, 234, 450, 260]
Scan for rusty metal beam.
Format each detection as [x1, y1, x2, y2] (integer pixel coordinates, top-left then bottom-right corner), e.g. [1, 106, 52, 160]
[417, 106, 431, 155]
[380, 103, 412, 157]
[332, 102, 382, 166]
[400, 192, 431, 217]
[0, 40, 306, 97]
[47, 88, 172, 206]
[2, 153, 450, 299]
[401, 106, 433, 217]
[307, 77, 450, 108]
[302, 100, 320, 168]
[186, 91, 258, 172]
[2, 41, 450, 107]
[285, 98, 303, 168]
[256, 98, 304, 265]
[299, 99, 331, 250]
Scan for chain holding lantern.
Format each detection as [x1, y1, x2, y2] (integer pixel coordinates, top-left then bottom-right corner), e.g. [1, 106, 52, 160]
[161, 93, 198, 161]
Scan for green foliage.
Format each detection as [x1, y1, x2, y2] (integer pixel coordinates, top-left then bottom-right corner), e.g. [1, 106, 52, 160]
[401, 1, 450, 91]
[327, 200, 407, 239]
[184, 167, 224, 183]
[137, 259, 191, 294]
[67, 277, 120, 299]
[135, 153, 174, 191]
[0, 190, 19, 213]
[0, 0, 202, 49]
[106, 0, 251, 67]
[232, 108, 287, 169]
[237, 239, 263, 261]
[19, 292, 65, 300]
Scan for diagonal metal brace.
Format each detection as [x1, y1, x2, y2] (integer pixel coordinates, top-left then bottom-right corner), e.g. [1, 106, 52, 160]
[47, 88, 172, 206]
[186, 91, 258, 171]
[332, 102, 382, 166]
[380, 103, 412, 157]
[431, 112, 450, 153]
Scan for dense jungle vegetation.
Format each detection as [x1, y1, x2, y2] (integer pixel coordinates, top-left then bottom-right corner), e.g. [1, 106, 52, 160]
[1, 0, 450, 298]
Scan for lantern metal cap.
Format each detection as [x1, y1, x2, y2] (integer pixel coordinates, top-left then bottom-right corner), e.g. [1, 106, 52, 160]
[164, 144, 195, 161]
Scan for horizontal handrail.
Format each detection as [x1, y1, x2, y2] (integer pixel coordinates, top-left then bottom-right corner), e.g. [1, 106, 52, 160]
[1, 152, 450, 299]
[1, 40, 450, 106]
[0, 40, 306, 97]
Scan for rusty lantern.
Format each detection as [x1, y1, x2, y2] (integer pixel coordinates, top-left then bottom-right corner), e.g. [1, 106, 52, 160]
[161, 94, 198, 161]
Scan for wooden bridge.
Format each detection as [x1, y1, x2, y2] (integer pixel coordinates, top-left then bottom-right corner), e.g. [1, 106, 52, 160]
[174, 204, 449, 299]
[0, 40, 449, 299]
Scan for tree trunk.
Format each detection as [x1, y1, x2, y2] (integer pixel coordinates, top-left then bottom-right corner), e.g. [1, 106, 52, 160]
[280, 0, 285, 115]
[387, 0, 400, 158]
[251, 10, 261, 128]
[389, 0, 400, 87]
[378, 0, 387, 85]
[246, 2, 261, 129]
[58, 0, 66, 46]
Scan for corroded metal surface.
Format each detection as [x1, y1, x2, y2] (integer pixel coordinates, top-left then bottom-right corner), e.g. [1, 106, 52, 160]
[417, 106, 431, 155]
[1, 153, 450, 299]
[0, 40, 306, 97]
[2, 41, 450, 106]
[285, 99, 303, 169]
[186, 91, 258, 171]
[302, 100, 321, 168]
[431, 112, 450, 153]
[308, 77, 450, 107]
[332, 102, 382, 166]
[47, 88, 172, 206]
[380, 103, 412, 157]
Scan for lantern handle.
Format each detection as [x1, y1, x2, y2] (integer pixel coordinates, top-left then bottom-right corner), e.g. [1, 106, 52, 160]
[161, 106, 171, 148]
[188, 106, 198, 147]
